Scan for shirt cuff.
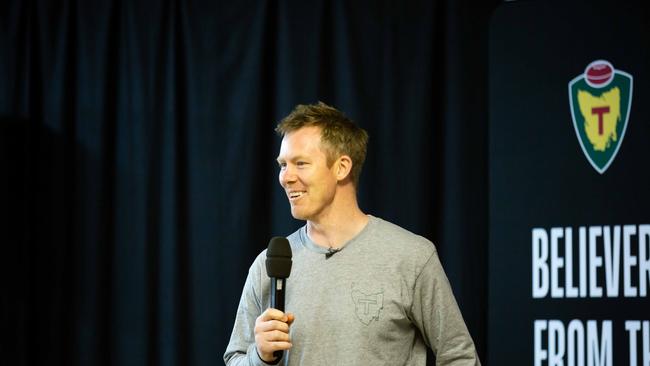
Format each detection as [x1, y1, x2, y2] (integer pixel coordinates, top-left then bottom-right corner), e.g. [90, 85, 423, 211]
[250, 343, 282, 365]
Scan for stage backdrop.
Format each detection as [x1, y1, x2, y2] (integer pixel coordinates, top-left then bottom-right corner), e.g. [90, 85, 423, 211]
[1, 1, 497, 365]
[489, 1, 650, 365]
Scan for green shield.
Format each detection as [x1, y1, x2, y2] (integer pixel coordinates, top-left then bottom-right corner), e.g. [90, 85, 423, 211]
[568, 68, 633, 174]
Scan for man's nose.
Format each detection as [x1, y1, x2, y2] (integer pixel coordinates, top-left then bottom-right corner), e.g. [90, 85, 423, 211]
[280, 166, 297, 185]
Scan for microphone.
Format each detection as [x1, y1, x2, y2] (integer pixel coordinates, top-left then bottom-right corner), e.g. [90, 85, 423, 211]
[265, 237, 293, 361]
[325, 247, 342, 259]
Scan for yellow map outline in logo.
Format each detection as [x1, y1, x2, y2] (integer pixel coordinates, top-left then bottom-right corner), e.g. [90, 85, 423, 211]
[577, 87, 621, 151]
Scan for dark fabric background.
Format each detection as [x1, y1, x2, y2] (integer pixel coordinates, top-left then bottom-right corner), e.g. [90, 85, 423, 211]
[1, 1, 498, 365]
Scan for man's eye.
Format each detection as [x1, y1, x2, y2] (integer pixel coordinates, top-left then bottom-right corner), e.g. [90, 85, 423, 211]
[297, 161, 307, 167]
[278, 162, 287, 169]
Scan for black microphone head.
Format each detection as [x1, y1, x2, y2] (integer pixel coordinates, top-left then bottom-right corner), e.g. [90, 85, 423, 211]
[266, 237, 292, 278]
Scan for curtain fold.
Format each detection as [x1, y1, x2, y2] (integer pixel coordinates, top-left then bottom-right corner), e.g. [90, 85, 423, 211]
[1, 1, 498, 365]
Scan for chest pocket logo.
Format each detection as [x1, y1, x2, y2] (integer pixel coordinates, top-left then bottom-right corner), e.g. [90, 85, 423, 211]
[351, 289, 384, 325]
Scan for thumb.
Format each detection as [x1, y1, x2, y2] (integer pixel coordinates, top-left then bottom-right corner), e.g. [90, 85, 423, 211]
[286, 312, 295, 326]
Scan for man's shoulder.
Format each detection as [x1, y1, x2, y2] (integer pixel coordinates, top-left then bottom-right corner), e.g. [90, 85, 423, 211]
[286, 226, 302, 245]
[366, 216, 436, 257]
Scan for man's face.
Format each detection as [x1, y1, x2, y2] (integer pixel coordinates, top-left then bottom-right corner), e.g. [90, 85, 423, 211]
[276, 126, 338, 221]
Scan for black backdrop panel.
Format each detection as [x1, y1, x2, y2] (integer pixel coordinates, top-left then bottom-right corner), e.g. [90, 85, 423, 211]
[489, 1, 650, 365]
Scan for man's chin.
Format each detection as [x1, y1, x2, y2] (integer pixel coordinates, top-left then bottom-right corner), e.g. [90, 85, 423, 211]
[290, 208, 309, 221]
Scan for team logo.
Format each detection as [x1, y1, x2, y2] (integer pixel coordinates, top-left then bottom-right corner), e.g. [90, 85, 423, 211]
[351, 289, 383, 325]
[568, 60, 633, 174]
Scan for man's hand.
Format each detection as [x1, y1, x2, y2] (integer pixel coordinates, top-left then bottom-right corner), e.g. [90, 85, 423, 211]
[254, 308, 295, 363]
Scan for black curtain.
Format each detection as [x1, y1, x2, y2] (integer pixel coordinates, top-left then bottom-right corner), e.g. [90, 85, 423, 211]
[1, 1, 498, 365]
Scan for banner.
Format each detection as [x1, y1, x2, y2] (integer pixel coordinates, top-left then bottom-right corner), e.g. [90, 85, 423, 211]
[488, 1, 650, 365]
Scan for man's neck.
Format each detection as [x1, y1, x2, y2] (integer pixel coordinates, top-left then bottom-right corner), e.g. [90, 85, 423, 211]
[306, 207, 369, 250]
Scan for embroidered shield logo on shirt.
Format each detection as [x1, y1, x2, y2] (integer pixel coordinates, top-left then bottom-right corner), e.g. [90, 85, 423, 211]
[351, 289, 384, 325]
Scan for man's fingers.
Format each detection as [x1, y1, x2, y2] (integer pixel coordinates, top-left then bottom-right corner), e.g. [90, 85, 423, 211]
[267, 341, 292, 351]
[256, 340, 292, 361]
[255, 331, 292, 361]
[265, 329, 291, 342]
[255, 319, 290, 333]
[258, 308, 289, 322]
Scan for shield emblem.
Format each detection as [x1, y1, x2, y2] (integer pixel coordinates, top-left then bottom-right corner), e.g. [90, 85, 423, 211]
[351, 289, 383, 325]
[568, 60, 633, 174]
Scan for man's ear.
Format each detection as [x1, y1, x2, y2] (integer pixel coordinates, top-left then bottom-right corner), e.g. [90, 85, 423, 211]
[335, 155, 353, 182]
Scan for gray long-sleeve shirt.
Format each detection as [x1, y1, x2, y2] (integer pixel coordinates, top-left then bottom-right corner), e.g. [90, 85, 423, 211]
[224, 216, 480, 365]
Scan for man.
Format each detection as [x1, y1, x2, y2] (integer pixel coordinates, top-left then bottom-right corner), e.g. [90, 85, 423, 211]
[224, 102, 480, 365]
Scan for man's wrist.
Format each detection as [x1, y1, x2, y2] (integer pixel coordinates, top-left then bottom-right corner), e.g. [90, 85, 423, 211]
[255, 347, 281, 365]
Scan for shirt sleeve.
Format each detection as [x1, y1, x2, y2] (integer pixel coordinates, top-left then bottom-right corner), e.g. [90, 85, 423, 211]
[408, 248, 481, 366]
[223, 255, 282, 366]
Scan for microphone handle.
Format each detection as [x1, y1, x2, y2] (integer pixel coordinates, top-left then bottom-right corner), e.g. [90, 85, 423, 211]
[270, 277, 285, 311]
[270, 277, 286, 360]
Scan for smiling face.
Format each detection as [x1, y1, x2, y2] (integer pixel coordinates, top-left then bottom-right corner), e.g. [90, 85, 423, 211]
[277, 126, 339, 222]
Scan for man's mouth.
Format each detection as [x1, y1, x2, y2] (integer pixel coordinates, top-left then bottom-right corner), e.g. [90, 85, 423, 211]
[288, 191, 306, 200]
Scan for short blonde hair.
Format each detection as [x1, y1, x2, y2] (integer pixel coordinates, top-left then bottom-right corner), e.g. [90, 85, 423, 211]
[276, 102, 369, 186]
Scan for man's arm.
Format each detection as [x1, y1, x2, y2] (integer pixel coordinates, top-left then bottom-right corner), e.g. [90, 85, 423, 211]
[223, 265, 267, 366]
[409, 248, 481, 366]
[223, 256, 294, 366]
